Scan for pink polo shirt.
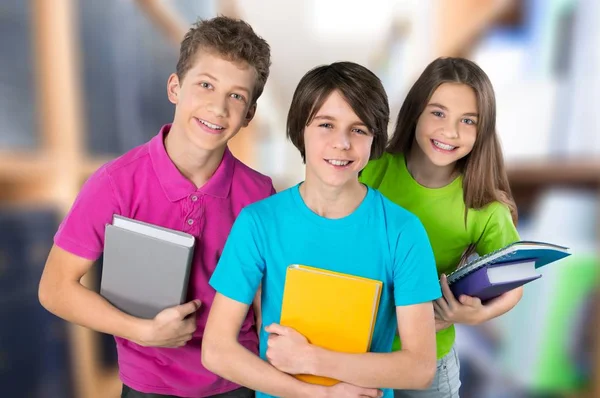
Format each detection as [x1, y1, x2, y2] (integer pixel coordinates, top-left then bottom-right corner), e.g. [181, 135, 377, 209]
[54, 124, 275, 397]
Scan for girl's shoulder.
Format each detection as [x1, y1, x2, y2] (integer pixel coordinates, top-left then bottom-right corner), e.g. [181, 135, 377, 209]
[360, 152, 404, 188]
[467, 201, 519, 252]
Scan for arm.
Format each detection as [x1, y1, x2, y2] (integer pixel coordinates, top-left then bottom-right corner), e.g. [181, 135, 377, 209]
[434, 202, 524, 325]
[265, 303, 436, 390]
[202, 294, 318, 397]
[39, 245, 201, 347]
[202, 294, 382, 398]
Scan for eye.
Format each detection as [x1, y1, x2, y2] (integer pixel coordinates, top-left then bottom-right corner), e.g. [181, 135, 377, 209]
[462, 118, 477, 125]
[432, 111, 444, 117]
[352, 128, 368, 135]
[199, 82, 213, 89]
[319, 123, 333, 129]
[230, 93, 246, 102]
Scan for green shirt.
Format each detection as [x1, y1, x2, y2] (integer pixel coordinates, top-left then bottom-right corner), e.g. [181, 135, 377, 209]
[360, 152, 520, 358]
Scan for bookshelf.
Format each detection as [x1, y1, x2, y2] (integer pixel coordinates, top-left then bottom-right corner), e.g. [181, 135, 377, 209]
[0, 1, 259, 397]
[507, 160, 600, 398]
[507, 159, 600, 213]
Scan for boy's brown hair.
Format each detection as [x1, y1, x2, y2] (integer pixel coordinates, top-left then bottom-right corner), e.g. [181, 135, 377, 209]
[176, 16, 271, 104]
[287, 62, 390, 163]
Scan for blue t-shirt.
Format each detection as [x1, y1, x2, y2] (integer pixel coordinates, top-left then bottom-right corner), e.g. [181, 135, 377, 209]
[210, 184, 441, 398]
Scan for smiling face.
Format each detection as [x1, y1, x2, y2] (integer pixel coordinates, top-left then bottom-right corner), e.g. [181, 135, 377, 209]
[414, 82, 478, 168]
[303, 90, 374, 189]
[167, 50, 258, 153]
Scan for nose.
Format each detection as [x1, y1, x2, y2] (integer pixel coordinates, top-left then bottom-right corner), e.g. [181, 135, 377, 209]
[332, 130, 350, 150]
[206, 95, 228, 118]
[441, 120, 459, 139]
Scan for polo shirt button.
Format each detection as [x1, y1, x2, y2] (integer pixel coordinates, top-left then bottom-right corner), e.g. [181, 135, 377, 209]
[191, 195, 198, 202]
[187, 219, 194, 225]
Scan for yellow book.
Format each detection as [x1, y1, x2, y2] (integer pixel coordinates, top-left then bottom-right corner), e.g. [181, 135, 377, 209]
[279, 264, 383, 386]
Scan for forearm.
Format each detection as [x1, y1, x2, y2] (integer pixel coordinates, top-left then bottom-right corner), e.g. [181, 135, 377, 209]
[310, 347, 435, 390]
[202, 340, 322, 398]
[39, 280, 145, 342]
[479, 286, 523, 323]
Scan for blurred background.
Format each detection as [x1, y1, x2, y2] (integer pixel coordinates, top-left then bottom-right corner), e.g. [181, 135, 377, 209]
[0, 0, 598, 397]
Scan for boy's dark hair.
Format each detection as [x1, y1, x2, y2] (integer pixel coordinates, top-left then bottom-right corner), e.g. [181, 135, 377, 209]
[176, 16, 271, 104]
[286, 62, 389, 163]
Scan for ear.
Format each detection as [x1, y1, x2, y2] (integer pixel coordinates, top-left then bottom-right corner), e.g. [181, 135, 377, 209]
[167, 73, 180, 105]
[242, 103, 257, 127]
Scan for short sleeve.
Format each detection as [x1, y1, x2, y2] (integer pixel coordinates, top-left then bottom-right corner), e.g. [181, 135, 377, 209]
[209, 208, 265, 305]
[393, 216, 442, 306]
[54, 167, 121, 260]
[475, 202, 520, 256]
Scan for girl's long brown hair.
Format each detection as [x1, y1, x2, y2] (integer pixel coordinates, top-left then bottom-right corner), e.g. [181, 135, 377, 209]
[387, 57, 518, 227]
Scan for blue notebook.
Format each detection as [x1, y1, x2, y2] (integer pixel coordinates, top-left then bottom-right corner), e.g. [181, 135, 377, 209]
[447, 241, 571, 301]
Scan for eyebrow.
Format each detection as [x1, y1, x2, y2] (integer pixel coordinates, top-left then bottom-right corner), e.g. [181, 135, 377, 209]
[313, 115, 368, 128]
[427, 103, 478, 117]
[196, 73, 251, 96]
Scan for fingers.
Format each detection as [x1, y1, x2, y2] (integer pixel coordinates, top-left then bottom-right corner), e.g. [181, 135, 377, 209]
[176, 299, 202, 318]
[459, 295, 481, 307]
[440, 274, 457, 304]
[434, 297, 450, 315]
[358, 387, 382, 398]
[264, 323, 289, 335]
[433, 302, 444, 320]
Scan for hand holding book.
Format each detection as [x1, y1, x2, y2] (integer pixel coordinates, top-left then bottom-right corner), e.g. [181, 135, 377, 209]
[265, 323, 383, 398]
[264, 323, 312, 375]
[433, 274, 489, 326]
[447, 241, 570, 301]
[135, 299, 202, 348]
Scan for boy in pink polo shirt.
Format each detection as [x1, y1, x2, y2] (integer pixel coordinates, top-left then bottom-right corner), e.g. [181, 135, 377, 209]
[38, 16, 274, 398]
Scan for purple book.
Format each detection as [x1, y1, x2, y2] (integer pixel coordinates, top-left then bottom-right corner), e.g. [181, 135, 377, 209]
[450, 259, 542, 302]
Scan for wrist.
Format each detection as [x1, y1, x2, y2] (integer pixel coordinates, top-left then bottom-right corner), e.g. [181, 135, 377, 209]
[473, 307, 491, 325]
[305, 384, 329, 398]
[291, 382, 324, 398]
[130, 317, 152, 345]
[305, 344, 322, 375]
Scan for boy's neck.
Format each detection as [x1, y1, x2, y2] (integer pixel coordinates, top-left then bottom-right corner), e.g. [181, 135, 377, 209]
[407, 142, 457, 188]
[164, 124, 226, 189]
[299, 178, 366, 219]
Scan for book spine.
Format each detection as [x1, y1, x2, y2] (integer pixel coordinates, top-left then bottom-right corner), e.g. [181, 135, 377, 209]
[450, 266, 491, 298]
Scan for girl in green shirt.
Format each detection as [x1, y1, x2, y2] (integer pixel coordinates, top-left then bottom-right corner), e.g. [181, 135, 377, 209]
[360, 57, 522, 397]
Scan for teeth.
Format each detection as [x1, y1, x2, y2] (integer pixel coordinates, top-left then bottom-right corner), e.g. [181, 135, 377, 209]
[433, 140, 456, 151]
[327, 159, 350, 166]
[199, 119, 223, 130]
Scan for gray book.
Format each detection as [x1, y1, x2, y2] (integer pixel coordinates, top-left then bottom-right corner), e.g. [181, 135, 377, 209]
[101, 215, 195, 319]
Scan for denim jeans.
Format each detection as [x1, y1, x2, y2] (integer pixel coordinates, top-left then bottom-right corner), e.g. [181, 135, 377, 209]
[394, 346, 461, 398]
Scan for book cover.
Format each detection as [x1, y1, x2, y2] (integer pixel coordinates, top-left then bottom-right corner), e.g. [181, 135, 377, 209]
[279, 264, 382, 386]
[450, 259, 542, 301]
[101, 215, 195, 319]
[448, 241, 570, 300]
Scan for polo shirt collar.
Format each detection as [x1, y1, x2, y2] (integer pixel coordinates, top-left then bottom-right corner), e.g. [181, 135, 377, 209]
[149, 124, 234, 202]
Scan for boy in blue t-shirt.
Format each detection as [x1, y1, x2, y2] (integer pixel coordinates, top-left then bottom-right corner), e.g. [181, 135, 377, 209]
[202, 62, 442, 398]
